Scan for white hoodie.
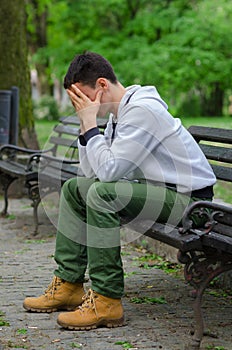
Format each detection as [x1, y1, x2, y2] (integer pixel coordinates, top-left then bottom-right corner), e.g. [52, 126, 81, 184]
[78, 85, 216, 193]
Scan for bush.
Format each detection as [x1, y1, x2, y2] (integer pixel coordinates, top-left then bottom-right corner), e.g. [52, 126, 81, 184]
[176, 92, 201, 117]
[33, 95, 60, 121]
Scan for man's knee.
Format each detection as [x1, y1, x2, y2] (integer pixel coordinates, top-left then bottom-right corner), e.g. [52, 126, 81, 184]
[62, 177, 94, 200]
[86, 182, 117, 212]
[62, 177, 78, 196]
[60, 178, 80, 205]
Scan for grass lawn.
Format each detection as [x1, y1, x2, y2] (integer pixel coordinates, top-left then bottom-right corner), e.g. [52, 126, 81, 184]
[35, 116, 232, 204]
[181, 116, 232, 129]
[35, 119, 59, 149]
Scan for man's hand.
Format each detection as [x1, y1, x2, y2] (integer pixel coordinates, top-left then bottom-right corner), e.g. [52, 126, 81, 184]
[67, 84, 103, 133]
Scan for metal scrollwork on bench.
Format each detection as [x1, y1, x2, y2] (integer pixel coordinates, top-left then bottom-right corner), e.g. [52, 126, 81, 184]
[178, 200, 232, 291]
[179, 200, 231, 236]
[178, 249, 232, 292]
[178, 249, 232, 349]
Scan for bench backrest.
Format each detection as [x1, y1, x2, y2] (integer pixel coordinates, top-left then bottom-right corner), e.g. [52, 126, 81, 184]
[46, 116, 108, 160]
[188, 125, 232, 183]
[47, 122, 232, 180]
[60, 115, 107, 129]
[48, 123, 80, 160]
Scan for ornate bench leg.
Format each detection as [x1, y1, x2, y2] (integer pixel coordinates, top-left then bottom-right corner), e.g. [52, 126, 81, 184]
[188, 285, 205, 349]
[0, 175, 17, 216]
[27, 182, 41, 235]
[178, 250, 232, 350]
[32, 197, 41, 235]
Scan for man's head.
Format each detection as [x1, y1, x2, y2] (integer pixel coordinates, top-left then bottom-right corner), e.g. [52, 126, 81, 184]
[63, 52, 117, 89]
[64, 52, 125, 117]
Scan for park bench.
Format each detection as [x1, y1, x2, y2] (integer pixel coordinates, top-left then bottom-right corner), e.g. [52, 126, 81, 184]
[0, 120, 231, 349]
[125, 125, 232, 349]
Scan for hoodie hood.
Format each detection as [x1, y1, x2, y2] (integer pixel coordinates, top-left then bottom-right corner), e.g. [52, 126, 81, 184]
[121, 85, 168, 111]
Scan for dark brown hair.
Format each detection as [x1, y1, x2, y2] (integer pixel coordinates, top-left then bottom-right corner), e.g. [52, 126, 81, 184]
[63, 52, 117, 89]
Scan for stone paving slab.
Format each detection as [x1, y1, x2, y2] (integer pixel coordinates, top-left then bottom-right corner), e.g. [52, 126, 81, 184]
[0, 198, 232, 350]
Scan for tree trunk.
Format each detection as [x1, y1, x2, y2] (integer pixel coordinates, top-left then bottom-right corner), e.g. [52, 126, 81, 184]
[28, 0, 51, 97]
[0, 0, 39, 149]
[200, 83, 224, 117]
[211, 82, 224, 116]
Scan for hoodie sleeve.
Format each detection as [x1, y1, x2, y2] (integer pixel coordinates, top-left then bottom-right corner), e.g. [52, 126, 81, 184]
[83, 103, 164, 182]
[78, 142, 96, 178]
[78, 119, 113, 178]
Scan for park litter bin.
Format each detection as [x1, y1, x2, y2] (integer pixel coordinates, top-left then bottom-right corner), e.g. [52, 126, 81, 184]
[0, 87, 19, 145]
[10, 86, 19, 145]
[0, 90, 11, 144]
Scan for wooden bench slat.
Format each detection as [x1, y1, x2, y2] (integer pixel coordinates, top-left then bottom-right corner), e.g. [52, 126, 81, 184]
[189, 125, 232, 143]
[38, 161, 84, 185]
[199, 144, 232, 163]
[0, 160, 26, 177]
[202, 232, 232, 255]
[145, 223, 203, 252]
[60, 115, 107, 128]
[48, 136, 79, 148]
[53, 124, 80, 136]
[124, 220, 202, 252]
[213, 223, 232, 238]
[211, 164, 232, 182]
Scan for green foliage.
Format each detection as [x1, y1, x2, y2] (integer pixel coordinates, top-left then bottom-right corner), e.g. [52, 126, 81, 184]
[124, 271, 137, 278]
[135, 253, 182, 274]
[34, 119, 57, 147]
[6, 341, 28, 349]
[70, 343, 82, 349]
[176, 92, 201, 117]
[33, 95, 60, 120]
[24, 239, 47, 244]
[6, 214, 16, 220]
[27, 0, 232, 116]
[214, 181, 232, 206]
[114, 341, 135, 349]
[16, 328, 27, 335]
[130, 296, 167, 304]
[0, 311, 10, 326]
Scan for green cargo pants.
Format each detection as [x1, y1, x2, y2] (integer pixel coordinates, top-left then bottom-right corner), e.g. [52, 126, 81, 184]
[54, 176, 201, 299]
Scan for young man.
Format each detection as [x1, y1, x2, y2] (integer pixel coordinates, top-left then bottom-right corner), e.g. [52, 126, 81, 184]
[23, 52, 216, 330]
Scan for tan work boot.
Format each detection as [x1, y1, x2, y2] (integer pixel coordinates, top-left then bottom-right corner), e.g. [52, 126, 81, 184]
[23, 276, 85, 313]
[57, 289, 124, 330]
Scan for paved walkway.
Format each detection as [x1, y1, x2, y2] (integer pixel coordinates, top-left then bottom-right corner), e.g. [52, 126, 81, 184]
[0, 197, 231, 350]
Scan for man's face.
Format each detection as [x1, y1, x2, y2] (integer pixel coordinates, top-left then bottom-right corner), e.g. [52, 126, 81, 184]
[73, 82, 111, 117]
[73, 82, 100, 102]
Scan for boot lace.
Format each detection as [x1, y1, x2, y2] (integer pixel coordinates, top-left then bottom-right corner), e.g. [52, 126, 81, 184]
[44, 277, 64, 298]
[78, 289, 98, 315]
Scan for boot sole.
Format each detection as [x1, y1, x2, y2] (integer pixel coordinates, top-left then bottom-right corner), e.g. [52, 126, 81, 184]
[23, 303, 78, 313]
[57, 316, 125, 330]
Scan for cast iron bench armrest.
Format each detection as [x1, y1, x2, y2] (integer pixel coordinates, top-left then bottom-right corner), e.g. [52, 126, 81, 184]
[26, 152, 80, 171]
[0, 143, 54, 158]
[180, 200, 232, 235]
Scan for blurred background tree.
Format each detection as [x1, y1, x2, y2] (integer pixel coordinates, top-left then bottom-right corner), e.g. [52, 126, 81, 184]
[1, 0, 232, 136]
[30, 0, 232, 118]
[0, 0, 39, 148]
[27, 0, 51, 96]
